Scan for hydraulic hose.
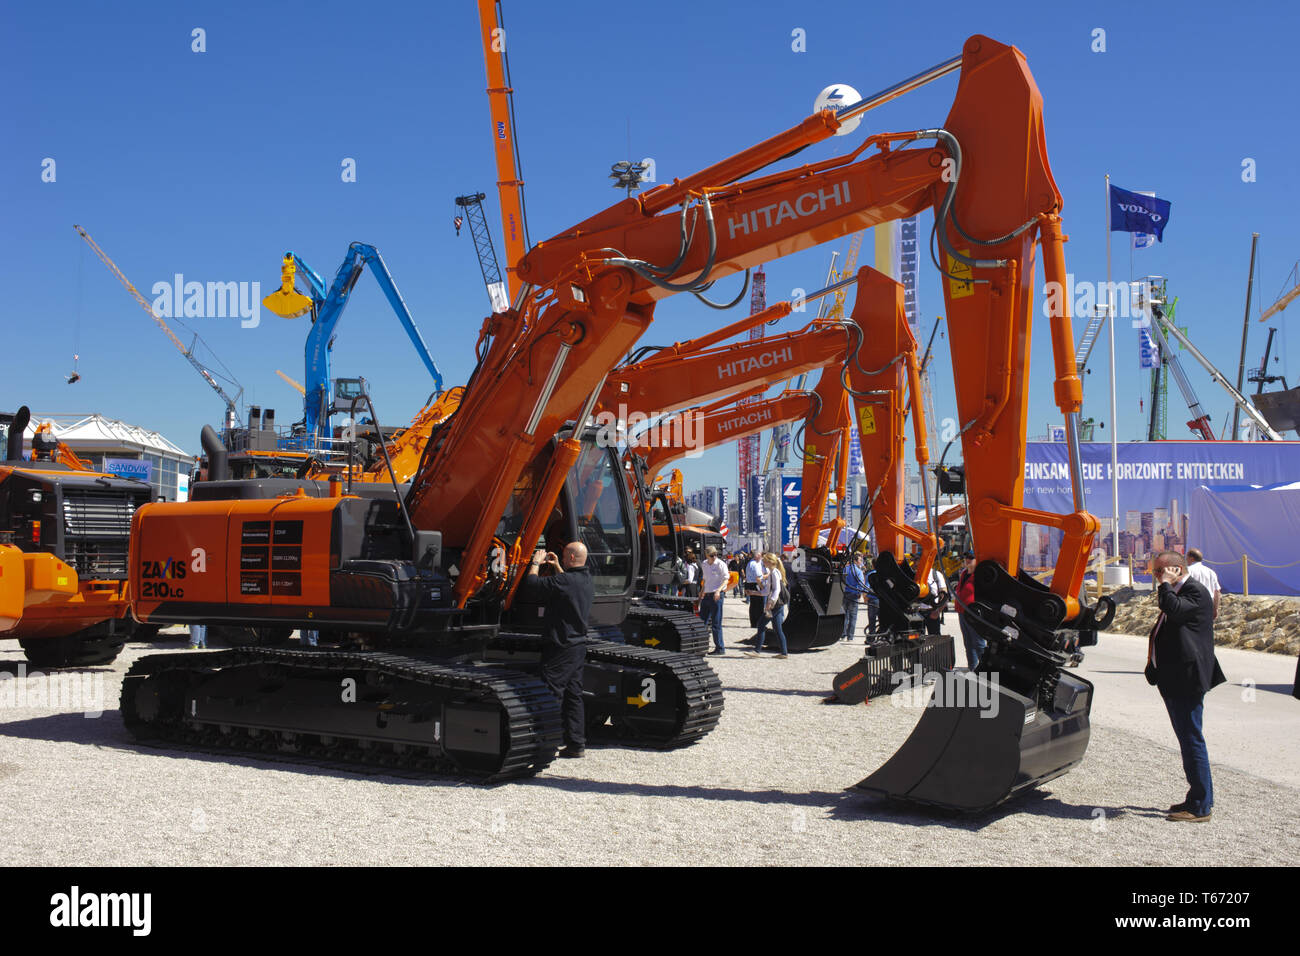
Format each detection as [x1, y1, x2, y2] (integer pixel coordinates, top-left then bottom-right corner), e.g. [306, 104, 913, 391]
[602, 194, 720, 294]
[693, 269, 752, 309]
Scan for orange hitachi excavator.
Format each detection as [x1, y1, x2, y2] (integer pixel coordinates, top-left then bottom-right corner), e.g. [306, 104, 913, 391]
[124, 36, 1110, 806]
[584, 286, 872, 648]
[638, 389, 826, 572]
[607, 267, 946, 655]
[636, 378, 857, 651]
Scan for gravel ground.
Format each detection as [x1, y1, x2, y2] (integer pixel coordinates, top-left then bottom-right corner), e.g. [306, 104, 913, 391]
[1, 606, 1297, 866]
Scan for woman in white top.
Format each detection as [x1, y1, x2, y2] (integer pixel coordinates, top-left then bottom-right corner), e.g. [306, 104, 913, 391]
[745, 553, 789, 658]
[681, 549, 700, 598]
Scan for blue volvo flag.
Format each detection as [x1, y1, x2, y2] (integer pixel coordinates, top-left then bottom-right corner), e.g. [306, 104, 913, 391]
[1109, 184, 1172, 241]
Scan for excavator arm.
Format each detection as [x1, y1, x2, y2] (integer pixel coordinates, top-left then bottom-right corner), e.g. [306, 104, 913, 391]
[795, 360, 854, 551]
[409, 35, 1097, 626]
[264, 244, 444, 444]
[827, 266, 942, 629]
[637, 389, 818, 486]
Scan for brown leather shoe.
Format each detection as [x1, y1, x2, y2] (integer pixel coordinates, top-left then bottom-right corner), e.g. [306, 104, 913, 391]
[1166, 809, 1212, 822]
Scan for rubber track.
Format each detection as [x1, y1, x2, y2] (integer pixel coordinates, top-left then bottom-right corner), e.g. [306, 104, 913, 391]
[625, 602, 710, 656]
[488, 636, 724, 748]
[120, 647, 562, 782]
[587, 641, 723, 747]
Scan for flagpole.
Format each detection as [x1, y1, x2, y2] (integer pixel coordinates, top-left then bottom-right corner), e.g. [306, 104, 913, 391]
[1106, 174, 1121, 569]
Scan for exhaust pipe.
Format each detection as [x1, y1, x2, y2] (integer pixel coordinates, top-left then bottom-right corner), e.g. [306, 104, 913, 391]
[201, 425, 228, 481]
[6, 406, 31, 461]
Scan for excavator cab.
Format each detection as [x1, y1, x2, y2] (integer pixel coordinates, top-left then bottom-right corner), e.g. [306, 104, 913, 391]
[641, 489, 684, 594]
[502, 428, 637, 636]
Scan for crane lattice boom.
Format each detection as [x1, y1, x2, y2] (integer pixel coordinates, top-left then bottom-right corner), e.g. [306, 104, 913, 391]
[74, 224, 241, 424]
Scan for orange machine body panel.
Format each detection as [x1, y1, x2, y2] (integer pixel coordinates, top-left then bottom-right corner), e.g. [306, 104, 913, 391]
[0, 546, 25, 632]
[130, 495, 340, 624]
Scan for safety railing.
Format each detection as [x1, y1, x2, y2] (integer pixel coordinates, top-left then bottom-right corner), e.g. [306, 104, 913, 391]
[1199, 554, 1300, 596]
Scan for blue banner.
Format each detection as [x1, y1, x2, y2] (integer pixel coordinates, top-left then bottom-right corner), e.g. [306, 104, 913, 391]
[738, 483, 749, 535]
[1191, 483, 1300, 596]
[1138, 325, 1160, 369]
[104, 458, 152, 483]
[1019, 441, 1300, 576]
[1109, 184, 1171, 241]
[749, 473, 766, 536]
[780, 476, 801, 552]
[848, 426, 864, 476]
[900, 216, 919, 331]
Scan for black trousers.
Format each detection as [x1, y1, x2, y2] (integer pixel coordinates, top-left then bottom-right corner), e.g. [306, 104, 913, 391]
[748, 595, 768, 640]
[540, 642, 586, 748]
[924, 613, 942, 636]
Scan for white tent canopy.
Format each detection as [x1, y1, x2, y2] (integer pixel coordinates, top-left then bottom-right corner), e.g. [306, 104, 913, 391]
[23, 413, 188, 457]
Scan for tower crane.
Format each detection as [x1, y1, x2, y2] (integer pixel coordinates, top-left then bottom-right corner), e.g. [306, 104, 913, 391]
[455, 192, 509, 312]
[74, 225, 243, 431]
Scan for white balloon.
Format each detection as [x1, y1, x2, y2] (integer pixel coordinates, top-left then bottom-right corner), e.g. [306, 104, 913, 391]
[813, 84, 863, 135]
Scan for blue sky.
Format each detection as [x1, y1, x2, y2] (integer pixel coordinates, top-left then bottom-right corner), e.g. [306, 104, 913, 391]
[4, 0, 1299, 498]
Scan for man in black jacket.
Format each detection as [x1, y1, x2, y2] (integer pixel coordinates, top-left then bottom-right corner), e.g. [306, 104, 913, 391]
[523, 542, 594, 759]
[1148, 550, 1227, 822]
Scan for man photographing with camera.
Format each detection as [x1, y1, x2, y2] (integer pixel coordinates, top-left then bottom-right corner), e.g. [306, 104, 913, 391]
[523, 541, 594, 759]
[1147, 550, 1227, 823]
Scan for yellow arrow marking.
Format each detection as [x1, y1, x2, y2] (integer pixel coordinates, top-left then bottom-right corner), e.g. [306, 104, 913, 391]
[625, 695, 650, 709]
[645, 637, 661, 647]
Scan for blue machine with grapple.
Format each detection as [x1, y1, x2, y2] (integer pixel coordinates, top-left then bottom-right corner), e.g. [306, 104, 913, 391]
[262, 243, 443, 450]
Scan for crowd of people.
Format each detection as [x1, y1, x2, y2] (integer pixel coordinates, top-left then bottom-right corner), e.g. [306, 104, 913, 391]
[523, 531, 1248, 819]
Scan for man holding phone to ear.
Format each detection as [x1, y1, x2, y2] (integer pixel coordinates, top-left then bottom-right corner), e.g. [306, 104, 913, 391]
[1147, 550, 1226, 823]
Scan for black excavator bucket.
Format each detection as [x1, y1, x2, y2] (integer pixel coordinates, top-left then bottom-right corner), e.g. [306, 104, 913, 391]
[832, 633, 955, 704]
[866, 551, 922, 636]
[852, 663, 1093, 812]
[852, 559, 1100, 813]
[740, 549, 844, 652]
[781, 565, 845, 651]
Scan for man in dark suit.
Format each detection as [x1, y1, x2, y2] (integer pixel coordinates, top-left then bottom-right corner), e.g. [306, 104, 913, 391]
[1148, 550, 1227, 822]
